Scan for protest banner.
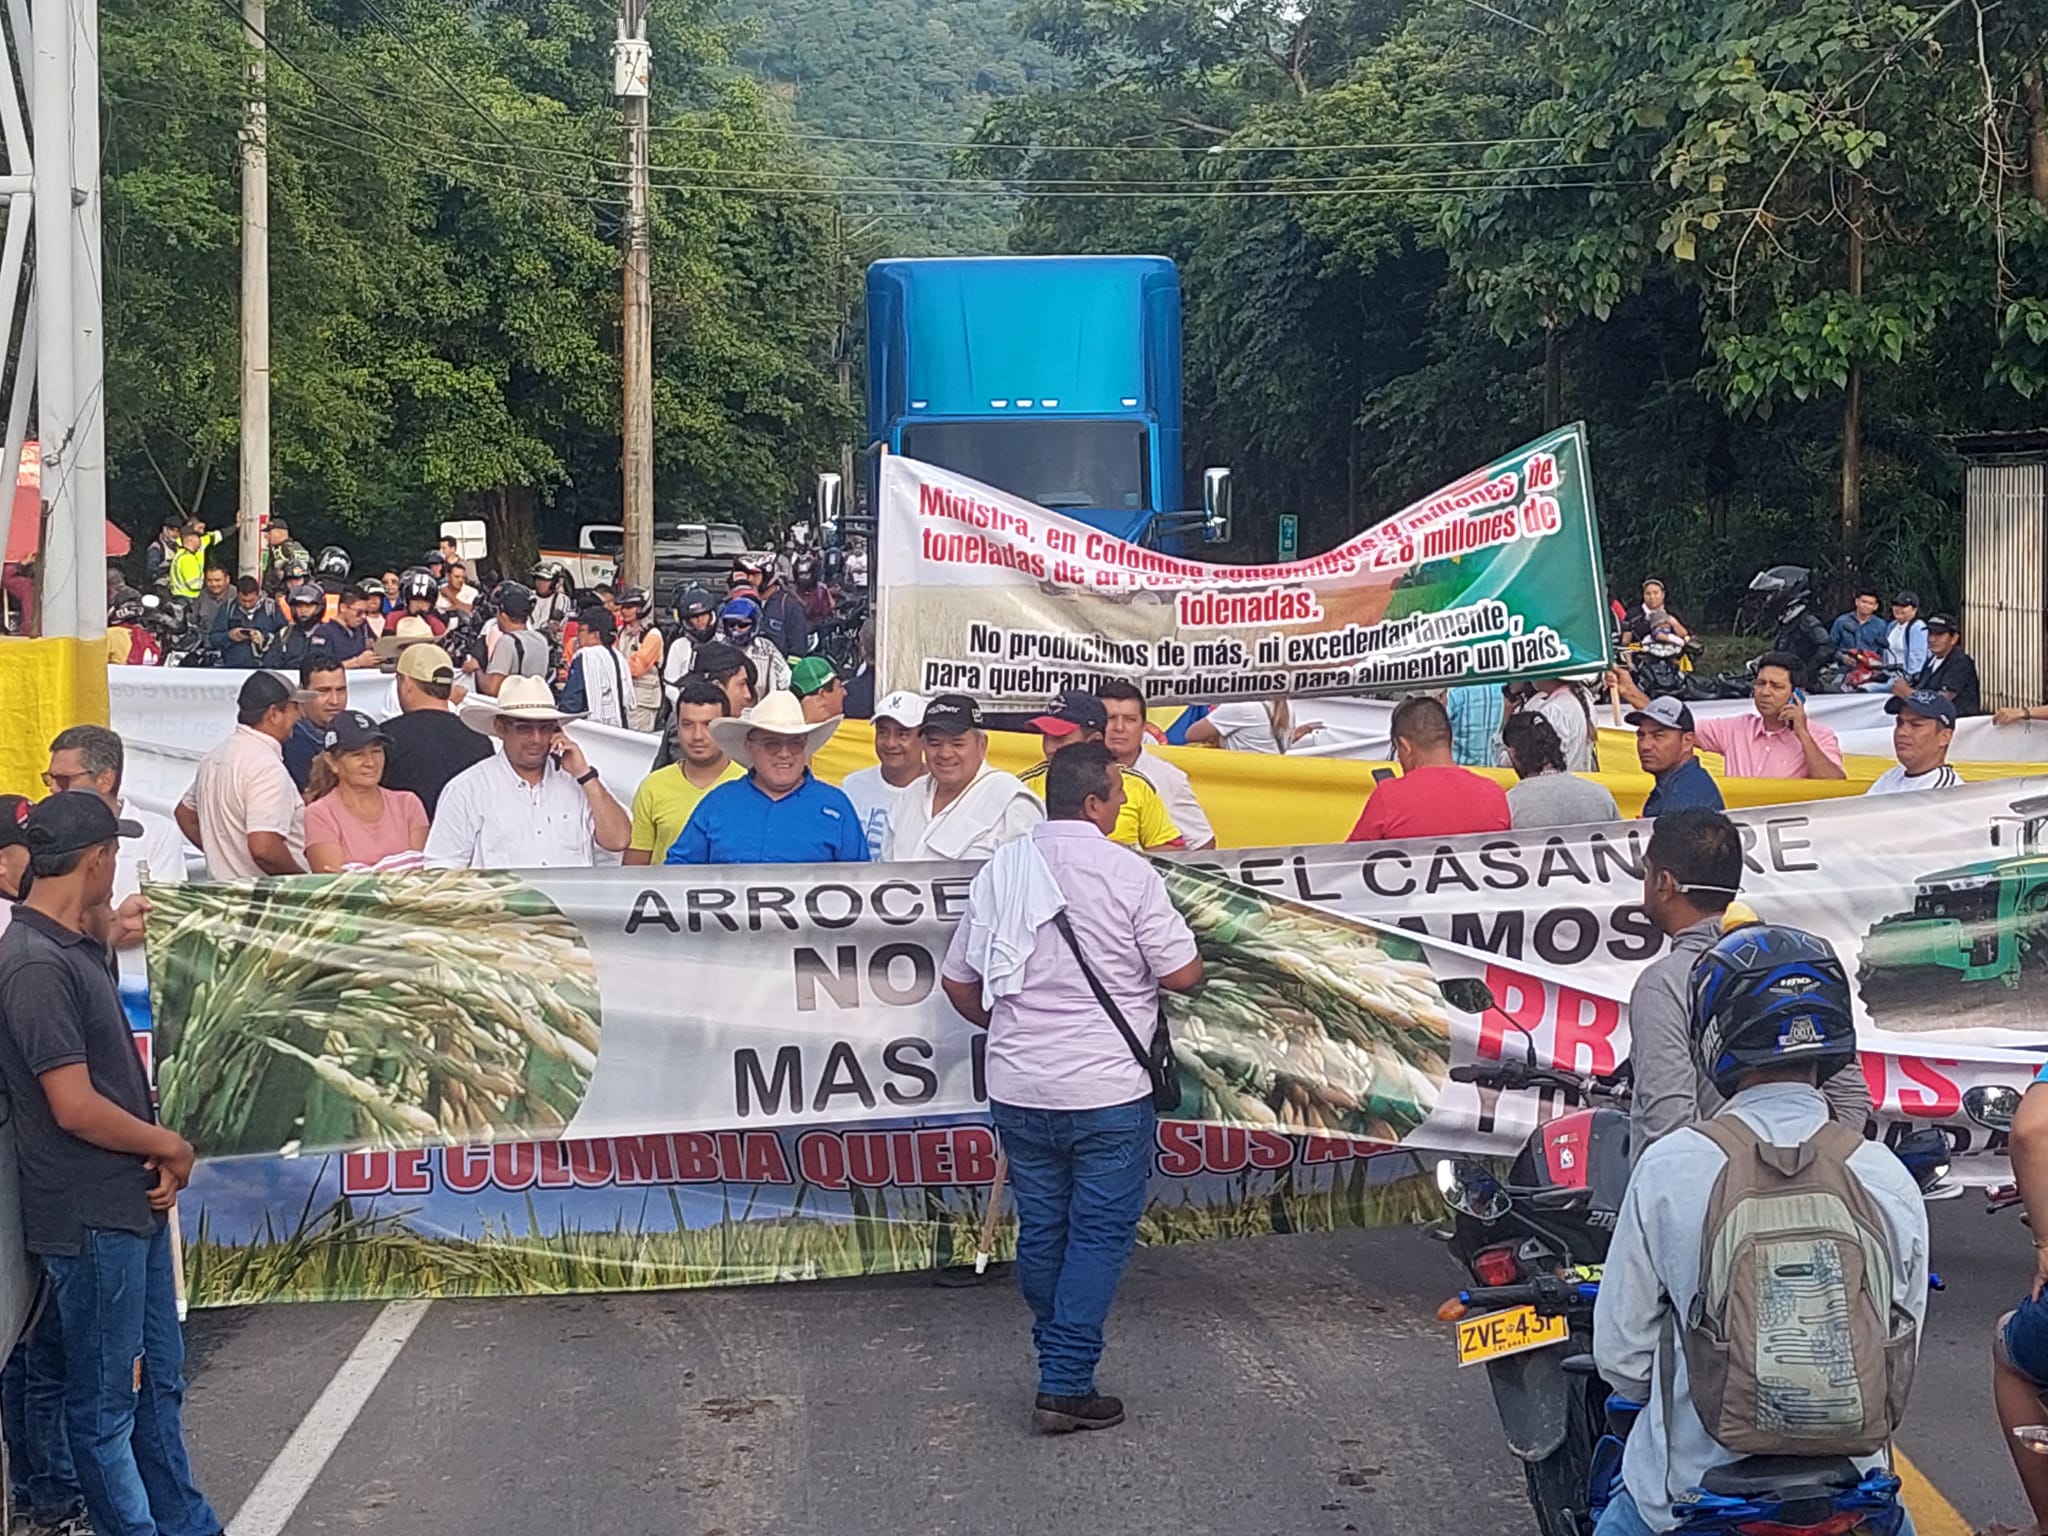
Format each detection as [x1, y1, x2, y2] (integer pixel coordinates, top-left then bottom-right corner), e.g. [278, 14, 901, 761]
[156, 782, 2046, 1306]
[875, 425, 1614, 708]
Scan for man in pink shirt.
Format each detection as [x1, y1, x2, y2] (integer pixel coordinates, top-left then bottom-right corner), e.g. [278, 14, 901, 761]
[1616, 651, 1844, 780]
[940, 741, 1202, 1436]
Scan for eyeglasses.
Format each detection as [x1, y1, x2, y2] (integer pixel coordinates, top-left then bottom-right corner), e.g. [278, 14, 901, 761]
[503, 719, 559, 737]
[40, 770, 90, 791]
[751, 735, 808, 756]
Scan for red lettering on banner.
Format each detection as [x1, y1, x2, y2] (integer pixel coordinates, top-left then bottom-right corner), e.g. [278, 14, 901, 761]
[741, 1133, 793, 1185]
[844, 1133, 892, 1188]
[952, 1126, 998, 1185]
[1247, 1131, 1293, 1171]
[1201, 1126, 1249, 1174]
[1860, 1054, 1887, 1112]
[341, 1152, 392, 1196]
[797, 1131, 848, 1190]
[568, 1140, 615, 1188]
[1478, 964, 1545, 1059]
[915, 1129, 955, 1184]
[1553, 987, 1618, 1076]
[392, 1149, 431, 1195]
[444, 1145, 492, 1194]
[1155, 1121, 1203, 1177]
[536, 1141, 573, 1188]
[492, 1143, 538, 1191]
[674, 1133, 720, 1181]
[1894, 1058, 1961, 1120]
[613, 1136, 676, 1185]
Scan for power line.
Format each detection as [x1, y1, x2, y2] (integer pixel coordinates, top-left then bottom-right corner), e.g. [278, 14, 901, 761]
[347, 0, 532, 159]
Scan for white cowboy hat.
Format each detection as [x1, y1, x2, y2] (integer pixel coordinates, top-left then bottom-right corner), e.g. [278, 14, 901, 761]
[710, 689, 842, 768]
[373, 614, 443, 659]
[460, 674, 583, 736]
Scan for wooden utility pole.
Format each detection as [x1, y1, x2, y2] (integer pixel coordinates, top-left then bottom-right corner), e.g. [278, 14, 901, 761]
[238, 0, 269, 580]
[616, 3, 653, 592]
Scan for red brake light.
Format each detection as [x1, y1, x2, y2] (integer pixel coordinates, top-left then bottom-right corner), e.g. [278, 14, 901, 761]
[1472, 1245, 1521, 1287]
[1733, 1514, 1865, 1536]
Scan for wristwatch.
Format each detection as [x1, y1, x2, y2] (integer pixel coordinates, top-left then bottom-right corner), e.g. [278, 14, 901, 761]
[576, 767, 600, 785]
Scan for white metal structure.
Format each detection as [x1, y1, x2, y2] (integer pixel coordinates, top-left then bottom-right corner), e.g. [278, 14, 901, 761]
[1960, 451, 2047, 714]
[0, 0, 106, 642]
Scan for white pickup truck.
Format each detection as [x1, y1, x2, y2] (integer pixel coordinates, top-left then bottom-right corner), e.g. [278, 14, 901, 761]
[539, 522, 750, 599]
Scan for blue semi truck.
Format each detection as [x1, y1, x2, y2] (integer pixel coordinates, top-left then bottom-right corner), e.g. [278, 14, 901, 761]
[819, 254, 1231, 553]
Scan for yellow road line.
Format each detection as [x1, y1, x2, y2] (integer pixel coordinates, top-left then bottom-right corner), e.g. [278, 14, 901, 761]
[1896, 1449, 1974, 1536]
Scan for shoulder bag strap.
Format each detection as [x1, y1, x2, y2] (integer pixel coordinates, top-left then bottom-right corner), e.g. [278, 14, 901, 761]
[1050, 910, 1151, 1073]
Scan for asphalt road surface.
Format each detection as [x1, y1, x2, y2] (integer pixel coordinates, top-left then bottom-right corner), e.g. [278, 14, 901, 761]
[183, 1199, 2030, 1536]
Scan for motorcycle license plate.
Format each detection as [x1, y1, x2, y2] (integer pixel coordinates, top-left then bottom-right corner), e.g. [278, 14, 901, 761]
[1454, 1305, 1569, 1366]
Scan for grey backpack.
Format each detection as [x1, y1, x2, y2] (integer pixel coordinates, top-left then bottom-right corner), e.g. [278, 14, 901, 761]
[1681, 1118, 1916, 1456]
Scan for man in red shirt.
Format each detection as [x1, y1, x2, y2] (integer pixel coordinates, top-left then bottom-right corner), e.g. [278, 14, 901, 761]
[1348, 694, 1512, 842]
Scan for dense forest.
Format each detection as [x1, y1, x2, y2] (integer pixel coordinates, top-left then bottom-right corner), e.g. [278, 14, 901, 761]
[89, 0, 2048, 611]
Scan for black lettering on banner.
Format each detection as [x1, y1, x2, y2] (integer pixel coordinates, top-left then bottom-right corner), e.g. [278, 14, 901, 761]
[1765, 817, 1819, 874]
[870, 880, 925, 926]
[795, 946, 860, 1011]
[813, 1041, 878, 1111]
[932, 876, 974, 924]
[1533, 907, 1599, 966]
[749, 885, 799, 931]
[736, 1046, 803, 1116]
[1733, 822, 1766, 877]
[1605, 904, 1662, 961]
[1588, 829, 1645, 884]
[1479, 841, 1529, 891]
[869, 943, 936, 1007]
[686, 886, 740, 932]
[1237, 858, 1286, 892]
[804, 884, 863, 930]
[1361, 848, 1415, 898]
[970, 1031, 989, 1103]
[1393, 914, 1429, 937]
[882, 1038, 939, 1105]
[1450, 909, 1524, 958]
[1425, 850, 1479, 895]
[1290, 855, 1340, 904]
[624, 890, 681, 935]
[1536, 839, 1590, 887]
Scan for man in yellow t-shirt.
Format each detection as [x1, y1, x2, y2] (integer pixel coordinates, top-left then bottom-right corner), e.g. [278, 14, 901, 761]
[624, 678, 743, 863]
[1021, 689, 1184, 851]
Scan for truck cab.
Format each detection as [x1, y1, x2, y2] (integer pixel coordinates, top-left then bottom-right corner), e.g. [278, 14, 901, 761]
[826, 255, 1229, 553]
[1863, 793, 2048, 984]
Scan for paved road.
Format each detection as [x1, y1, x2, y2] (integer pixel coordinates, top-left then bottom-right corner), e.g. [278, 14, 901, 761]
[182, 1199, 2031, 1536]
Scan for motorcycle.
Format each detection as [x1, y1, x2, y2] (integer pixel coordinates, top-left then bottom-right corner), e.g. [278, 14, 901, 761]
[1964, 1083, 2025, 1216]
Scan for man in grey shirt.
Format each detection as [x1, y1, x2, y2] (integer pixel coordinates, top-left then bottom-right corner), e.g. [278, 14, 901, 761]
[480, 582, 549, 698]
[1628, 809, 1870, 1148]
[1501, 711, 1619, 829]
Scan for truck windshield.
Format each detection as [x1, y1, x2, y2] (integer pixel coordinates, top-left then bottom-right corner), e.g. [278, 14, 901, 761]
[900, 420, 1149, 511]
[707, 525, 749, 557]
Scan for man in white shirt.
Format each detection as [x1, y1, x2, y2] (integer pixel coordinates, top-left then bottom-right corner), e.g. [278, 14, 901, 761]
[46, 725, 187, 984]
[425, 676, 631, 870]
[841, 690, 927, 858]
[882, 694, 1041, 861]
[1519, 676, 1595, 772]
[1095, 680, 1214, 850]
[1865, 689, 1963, 795]
[174, 671, 314, 880]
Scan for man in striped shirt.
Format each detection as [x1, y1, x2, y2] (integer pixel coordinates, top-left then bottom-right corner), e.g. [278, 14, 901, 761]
[1865, 690, 1963, 794]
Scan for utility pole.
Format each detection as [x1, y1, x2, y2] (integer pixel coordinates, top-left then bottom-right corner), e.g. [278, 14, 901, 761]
[615, 3, 653, 593]
[238, 0, 270, 579]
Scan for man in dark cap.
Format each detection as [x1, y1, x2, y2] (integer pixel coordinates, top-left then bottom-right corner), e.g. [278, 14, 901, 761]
[1893, 614, 1981, 717]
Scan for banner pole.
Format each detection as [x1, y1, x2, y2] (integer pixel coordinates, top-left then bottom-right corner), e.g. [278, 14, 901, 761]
[168, 1202, 188, 1321]
[973, 1150, 1007, 1275]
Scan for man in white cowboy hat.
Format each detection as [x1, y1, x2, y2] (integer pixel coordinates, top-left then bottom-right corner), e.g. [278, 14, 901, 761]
[664, 690, 866, 864]
[423, 676, 630, 870]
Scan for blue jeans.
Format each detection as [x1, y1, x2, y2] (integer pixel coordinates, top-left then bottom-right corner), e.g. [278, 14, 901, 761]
[43, 1224, 220, 1536]
[990, 1096, 1154, 1398]
[3, 1290, 83, 1520]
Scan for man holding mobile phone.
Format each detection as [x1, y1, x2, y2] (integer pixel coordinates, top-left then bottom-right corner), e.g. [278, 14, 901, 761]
[423, 677, 631, 869]
[1613, 652, 1843, 780]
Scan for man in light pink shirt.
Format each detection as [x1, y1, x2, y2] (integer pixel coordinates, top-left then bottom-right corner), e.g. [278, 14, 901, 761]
[941, 741, 1202, 1437]
[174, 671, 314, 879]
[1617, 651, 1844, 781]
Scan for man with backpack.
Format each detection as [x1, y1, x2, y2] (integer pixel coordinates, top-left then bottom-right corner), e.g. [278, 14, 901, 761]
[1593, 922, 1928, 1536]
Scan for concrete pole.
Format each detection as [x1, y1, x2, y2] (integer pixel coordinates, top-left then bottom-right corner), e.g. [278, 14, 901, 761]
[65, 0, 103, 634]
[238, 0, 269, 580]
[618, 0, 653, 593]
[29, 0, 76, 636]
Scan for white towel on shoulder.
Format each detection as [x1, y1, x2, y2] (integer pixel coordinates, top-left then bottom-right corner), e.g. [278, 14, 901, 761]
[959, 833, 1067, 1009]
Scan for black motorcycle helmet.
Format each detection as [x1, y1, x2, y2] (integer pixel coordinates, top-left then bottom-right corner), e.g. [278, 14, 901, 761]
[288, 583, 326, 620]
[1688, 922, 1856, 1099]
[399, 567, 439, 605]
[1741, 564, 1813, 632]
[496, 582, 536, 621]
[110, 596, 147, 626]
[679, 585, 718, 636]
[792, 552, 821, 590]
[283, 554, 313, 582]
[315, 545, 352, 580]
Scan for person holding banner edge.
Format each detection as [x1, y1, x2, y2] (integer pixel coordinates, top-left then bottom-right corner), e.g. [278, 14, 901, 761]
[941, 742, 1203, 1434]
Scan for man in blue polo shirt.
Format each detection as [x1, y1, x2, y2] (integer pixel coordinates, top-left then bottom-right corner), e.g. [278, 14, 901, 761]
[1628, 695, 1724, 817]
[666, 690, 868, 864]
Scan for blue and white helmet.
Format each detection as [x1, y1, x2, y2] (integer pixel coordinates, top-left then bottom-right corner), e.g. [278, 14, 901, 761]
[1688, 922, 1855, 1097]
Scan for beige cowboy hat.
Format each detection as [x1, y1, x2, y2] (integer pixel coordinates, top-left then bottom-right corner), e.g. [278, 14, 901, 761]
[460, 674, 583, 736]
[710, 689, 842, 768]
[373, 614, 444, 659]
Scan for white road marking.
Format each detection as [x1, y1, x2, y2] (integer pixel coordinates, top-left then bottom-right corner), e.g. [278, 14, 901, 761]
[226, 1300, 431, 1536]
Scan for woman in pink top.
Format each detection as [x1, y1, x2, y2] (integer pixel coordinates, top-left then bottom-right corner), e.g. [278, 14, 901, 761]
[302, 710, 430, 872]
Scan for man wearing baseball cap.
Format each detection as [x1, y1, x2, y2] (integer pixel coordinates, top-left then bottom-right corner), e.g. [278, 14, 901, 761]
[842, 690, 928, 858]
[1020, 690, 1184, 851]
[1626, 695, 1724, 817]
[271, 581, 330, 671]
[0, 793, 222, 1536]
[175, 672, 315, 879]
[1868, 691, 1963, 794]
[379, 640, 491, 818]
[882, 694, 1043, 862]
[1891, 613, 1981, 717]
[790, 656, 846, 724]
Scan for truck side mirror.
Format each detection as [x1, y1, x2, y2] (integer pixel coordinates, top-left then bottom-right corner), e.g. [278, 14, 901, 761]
[1202, 467, 1232, 545]
[816, 473, 844, 541]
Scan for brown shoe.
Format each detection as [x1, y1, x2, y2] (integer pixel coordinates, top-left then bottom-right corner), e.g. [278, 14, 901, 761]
[1033, 1391, 1125, 1433]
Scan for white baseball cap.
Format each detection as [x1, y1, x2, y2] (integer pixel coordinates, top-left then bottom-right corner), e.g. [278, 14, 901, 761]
[873, 690, 927, 728]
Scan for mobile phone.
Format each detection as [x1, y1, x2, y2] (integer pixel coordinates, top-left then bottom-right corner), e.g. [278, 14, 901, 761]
[1371, 766, 1396, 782]
[1793, 687, 1807, 706]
